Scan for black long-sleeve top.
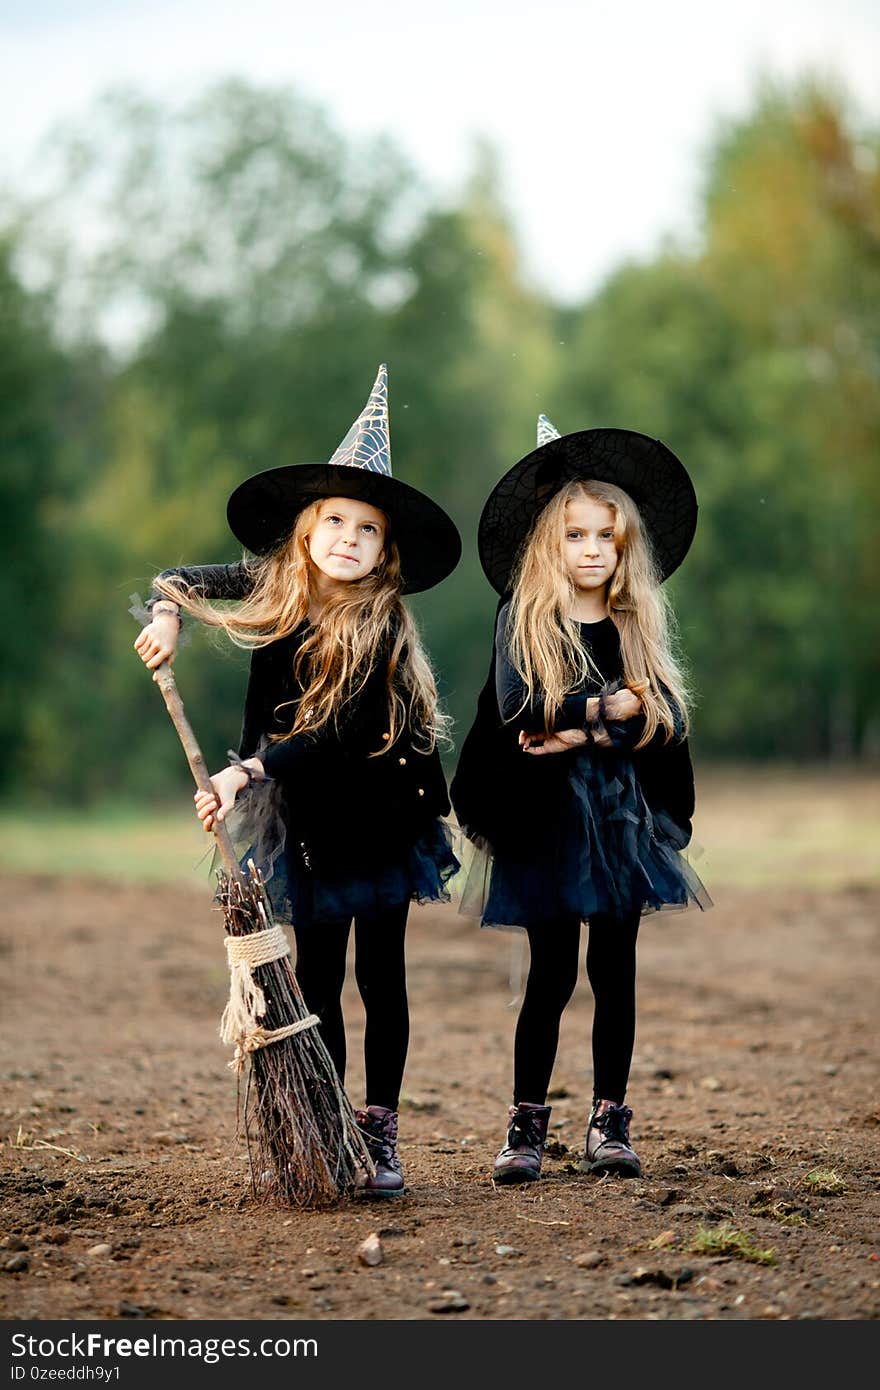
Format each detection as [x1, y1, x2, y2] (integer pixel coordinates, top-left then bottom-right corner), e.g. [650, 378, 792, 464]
[151, 564, 451, 873]
[451, 600, 695, 853]
[495, 603, 622, 728]
[493, 602, 685, 746]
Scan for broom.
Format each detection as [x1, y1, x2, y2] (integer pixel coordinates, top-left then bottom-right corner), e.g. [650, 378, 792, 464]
[153, 662, 373, 1207]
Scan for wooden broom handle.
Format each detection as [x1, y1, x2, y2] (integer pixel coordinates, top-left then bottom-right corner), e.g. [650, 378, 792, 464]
[154, 663, 243, 883]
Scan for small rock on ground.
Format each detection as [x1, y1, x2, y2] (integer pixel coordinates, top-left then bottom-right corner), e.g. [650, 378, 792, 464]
[573, 1251, 603, 1268]
[427, 1291, 469, 1314]
[358, 1233, 383, 1267]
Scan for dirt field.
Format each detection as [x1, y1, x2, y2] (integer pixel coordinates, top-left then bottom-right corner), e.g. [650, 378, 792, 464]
[1, 866, 877, 1323]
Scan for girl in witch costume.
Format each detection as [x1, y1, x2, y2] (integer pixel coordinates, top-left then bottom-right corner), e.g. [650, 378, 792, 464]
[134, 366, 461, 1196]
[451, 415, 709, 1184]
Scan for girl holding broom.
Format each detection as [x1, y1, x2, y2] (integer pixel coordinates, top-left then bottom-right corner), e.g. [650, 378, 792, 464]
[134, 365, 461, 1196]
[451, 415, 709, 1185]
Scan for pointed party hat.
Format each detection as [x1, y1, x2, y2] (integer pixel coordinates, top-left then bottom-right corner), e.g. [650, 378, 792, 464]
[226, 364, 460, 593]
[328, 364, 391, 474]
[536, 413, 561, 448]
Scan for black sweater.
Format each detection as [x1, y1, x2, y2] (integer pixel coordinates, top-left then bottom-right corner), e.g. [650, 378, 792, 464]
[451, 602, 695, 854]
[152, 565, 451, 873]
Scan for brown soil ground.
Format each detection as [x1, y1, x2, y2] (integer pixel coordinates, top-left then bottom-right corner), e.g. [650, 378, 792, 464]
[1, 873, 877, 1322]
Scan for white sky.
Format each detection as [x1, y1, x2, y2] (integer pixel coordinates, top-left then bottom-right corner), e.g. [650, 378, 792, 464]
[2, 0, 878, 301]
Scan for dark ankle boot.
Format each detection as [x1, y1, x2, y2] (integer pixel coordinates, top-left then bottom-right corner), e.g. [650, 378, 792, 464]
[579, 1099, 641, 1177]
[492, 1101, 552, 1184]
[355, 1105, 405, 1195]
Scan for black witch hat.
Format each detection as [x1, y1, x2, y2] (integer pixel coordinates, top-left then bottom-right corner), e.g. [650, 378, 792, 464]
[478, 413, 697, 594]
[227, 365, 461, 594]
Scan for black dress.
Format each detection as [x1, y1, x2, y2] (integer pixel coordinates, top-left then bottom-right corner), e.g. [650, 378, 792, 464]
[451, 602, 709, 930]
[150, 564, 459, 925]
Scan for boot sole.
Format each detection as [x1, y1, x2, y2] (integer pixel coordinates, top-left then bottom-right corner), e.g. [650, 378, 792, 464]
[577, 1158, 641, 1178]
[493, 1167, 541, 1184]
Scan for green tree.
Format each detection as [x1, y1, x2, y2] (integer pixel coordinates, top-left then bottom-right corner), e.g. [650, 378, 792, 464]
[701, 80, 880, 755]
[0, 237, 73, 795]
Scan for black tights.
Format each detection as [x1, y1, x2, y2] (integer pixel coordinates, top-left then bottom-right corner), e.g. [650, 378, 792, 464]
[513, 911, 641, 1106]
[292, 902, 409, 1112]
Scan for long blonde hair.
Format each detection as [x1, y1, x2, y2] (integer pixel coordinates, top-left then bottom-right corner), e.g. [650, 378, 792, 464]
[506, 480, 690, 746]
[155, 499, 448, 753]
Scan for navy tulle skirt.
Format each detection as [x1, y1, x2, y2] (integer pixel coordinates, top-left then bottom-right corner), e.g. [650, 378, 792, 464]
[276, 817, 460, 928]
[218, 778, 460, 928]
[461, 751, 710, 931]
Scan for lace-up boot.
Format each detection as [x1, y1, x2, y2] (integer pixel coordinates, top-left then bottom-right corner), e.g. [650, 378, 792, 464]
[355, 1105, 405, 1195]
[492, 1102, 552, 1184]
[579, 1099, 641, 1177]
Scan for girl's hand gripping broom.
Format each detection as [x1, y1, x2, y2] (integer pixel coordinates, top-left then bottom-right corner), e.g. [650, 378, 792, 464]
[153, 662, 373, 1207]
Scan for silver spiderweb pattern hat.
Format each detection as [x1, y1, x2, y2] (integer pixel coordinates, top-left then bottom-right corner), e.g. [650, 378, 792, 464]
[226, 365, 461, 594]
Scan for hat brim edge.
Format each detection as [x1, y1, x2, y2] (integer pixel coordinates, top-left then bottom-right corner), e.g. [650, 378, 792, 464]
[227, 463, 461, 595]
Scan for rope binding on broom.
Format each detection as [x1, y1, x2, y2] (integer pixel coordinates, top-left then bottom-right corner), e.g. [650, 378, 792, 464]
[220, 924, 320, 1072]
[225, 923, 291, 969]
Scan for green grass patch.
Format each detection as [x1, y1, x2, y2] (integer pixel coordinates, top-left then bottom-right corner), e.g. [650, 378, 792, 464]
[691, 1222, 776, 1265]
[803, 1168, 846, 1195]
[0, 805, 214, 886]
[1, 766, 878, 888]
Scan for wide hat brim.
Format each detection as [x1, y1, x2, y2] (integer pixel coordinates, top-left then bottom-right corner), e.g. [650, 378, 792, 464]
[227, 463, 462, 595]
[478, 428, 697, 593]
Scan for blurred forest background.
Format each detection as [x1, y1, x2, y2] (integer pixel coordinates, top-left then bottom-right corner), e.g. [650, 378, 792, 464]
[2, 73, 878, 810]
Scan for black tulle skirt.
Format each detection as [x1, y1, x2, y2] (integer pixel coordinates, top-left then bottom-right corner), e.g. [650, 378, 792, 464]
[461, 751, 710, 931]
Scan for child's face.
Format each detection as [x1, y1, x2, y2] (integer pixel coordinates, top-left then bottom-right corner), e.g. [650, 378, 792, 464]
[563, 497, 618, 596]
[306, 496, 387, 589]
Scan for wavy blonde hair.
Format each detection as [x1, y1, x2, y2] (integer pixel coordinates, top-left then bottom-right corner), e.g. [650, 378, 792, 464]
[506, 479, 690, 746]
[155, 498, 448, 754]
